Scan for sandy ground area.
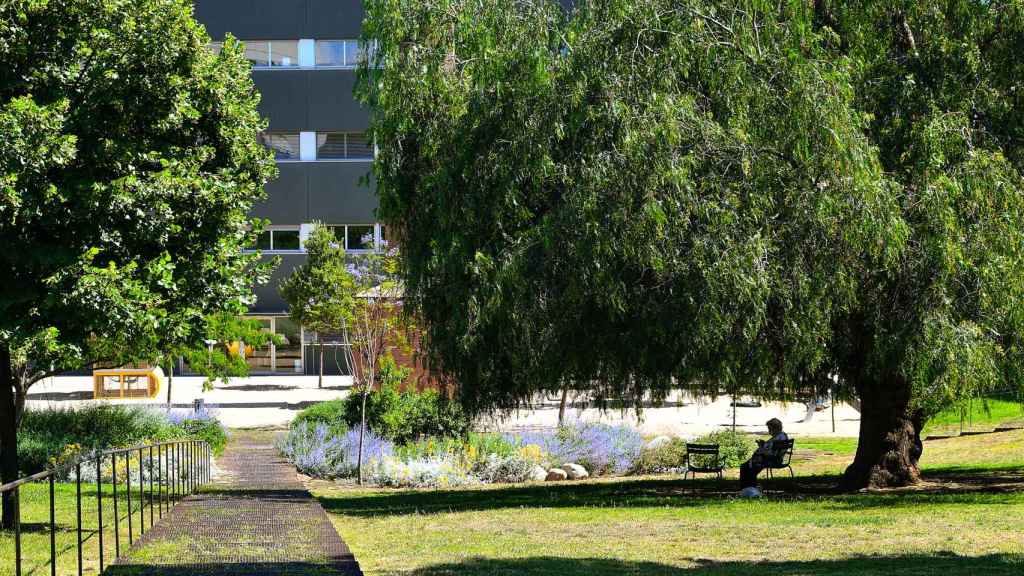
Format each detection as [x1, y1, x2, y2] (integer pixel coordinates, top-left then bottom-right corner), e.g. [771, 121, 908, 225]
[26, 375, 354, 428]
[28, 376, 861, 436]
[480, 392, 861, 437]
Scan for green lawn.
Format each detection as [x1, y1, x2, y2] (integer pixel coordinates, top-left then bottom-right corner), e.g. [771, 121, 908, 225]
[1, 478, 187, 576]
[924, 396, 1024, 435]
[314, 430, 1024, 576]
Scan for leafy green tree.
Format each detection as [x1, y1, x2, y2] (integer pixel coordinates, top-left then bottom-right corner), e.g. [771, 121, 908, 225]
[0, 0, 275, 526]
[167, 312, 283, 400]
[360, 0, 1024, 489]
[280, 224, 356, 388]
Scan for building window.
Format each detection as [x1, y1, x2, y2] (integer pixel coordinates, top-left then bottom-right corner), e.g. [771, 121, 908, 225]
[258, 132, 301, 160]
[244, 40, 299, 67]
[273, 230, 301, 250]
[249, 229, 302, 252]
[329, 224, 378, 252]
[316, 132, 374, 160]
[315, 40, 365, 68]
[315, 40, 377, 68]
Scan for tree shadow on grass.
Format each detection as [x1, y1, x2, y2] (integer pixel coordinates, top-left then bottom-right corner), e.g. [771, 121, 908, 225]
[399, 554, 1022, 576]
[317, 468, 1024, 519]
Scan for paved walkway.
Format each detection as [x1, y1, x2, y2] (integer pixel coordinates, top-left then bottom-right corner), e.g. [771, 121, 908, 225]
[111, 433, 361, 576]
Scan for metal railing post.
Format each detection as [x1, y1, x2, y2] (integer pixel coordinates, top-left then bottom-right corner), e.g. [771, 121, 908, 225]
[96, 456, 104, 573]
[159, 444, 165, 517]
[76, 463, 83, 576]
[148, 445, 154, 528]
[14, 487, 21, 576]
[138, 447, 145, 536]
[125, 452, 133, 546]
[112, 452, 120, 558]
[49, 475, 57, 576]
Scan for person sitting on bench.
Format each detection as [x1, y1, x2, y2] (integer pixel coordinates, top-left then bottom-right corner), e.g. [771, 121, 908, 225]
[740, 418, 788, 489]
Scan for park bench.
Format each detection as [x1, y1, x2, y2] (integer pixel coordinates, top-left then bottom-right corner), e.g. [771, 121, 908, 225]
[684, 443, 724, 480]
[761, 438, 796, 479]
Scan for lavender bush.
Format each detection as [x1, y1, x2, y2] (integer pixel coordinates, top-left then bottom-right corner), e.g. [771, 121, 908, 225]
[515, 422, 644, 475]
[165, 405, 228, 455]
[277, 422, 393, 479]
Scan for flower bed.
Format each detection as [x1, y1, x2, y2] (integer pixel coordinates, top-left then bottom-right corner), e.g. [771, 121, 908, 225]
[278, 401, 757, 488]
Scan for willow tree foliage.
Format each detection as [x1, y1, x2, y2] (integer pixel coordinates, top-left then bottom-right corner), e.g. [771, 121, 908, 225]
[360, 0, 1024, 489]
[0, 0, 275, 524]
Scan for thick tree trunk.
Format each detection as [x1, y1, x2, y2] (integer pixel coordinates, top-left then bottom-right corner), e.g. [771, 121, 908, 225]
[1, 345, 19, 530]
[841, 375, 922, 490]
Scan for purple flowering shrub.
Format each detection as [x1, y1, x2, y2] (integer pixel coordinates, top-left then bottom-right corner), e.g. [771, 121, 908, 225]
[164, 405, 228, 455]
[514, 422, 644, 475]
[277, 422, 394, 479]
[166, 404, 219, 425]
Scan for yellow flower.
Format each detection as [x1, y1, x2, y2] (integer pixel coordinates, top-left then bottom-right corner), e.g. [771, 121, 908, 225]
[519, 444, 543, 463]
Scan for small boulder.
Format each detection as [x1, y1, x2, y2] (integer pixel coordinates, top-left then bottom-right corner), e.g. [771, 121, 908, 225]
[529, 465, 548, 482]
[646, 435, 673, 450]
[562, 463, 589, 480]
[545, 468, 568, 482]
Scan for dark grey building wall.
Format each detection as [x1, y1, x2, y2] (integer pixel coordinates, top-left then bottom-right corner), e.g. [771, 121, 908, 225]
[254, 70, 369, 132]
[252, 162, 376, 223]
[195, 0, 364, 40]
[251, 253, 304, 314]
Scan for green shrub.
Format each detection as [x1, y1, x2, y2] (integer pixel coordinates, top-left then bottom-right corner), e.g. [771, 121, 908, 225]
[292, 399, 348, 435]
[631, 437, 688, 474]
[340, 355, 470, 443]
[19, 405, 177, 473]
[175, 418, 229, 456]
[692, 429, 756, 469]
[18, 404, 228, 474]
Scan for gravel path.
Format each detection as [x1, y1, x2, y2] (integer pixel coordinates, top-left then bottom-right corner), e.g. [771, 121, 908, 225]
[110, 433, 361, 576]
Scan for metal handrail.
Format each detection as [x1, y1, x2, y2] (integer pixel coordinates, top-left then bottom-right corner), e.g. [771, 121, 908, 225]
[1, 438, 212, 576]
[0, 440, 196, 494]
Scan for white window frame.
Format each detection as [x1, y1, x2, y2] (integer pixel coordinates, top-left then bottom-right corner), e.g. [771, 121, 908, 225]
[314, 39, 378, 69]
[327, 223, 382, 253]
[246, 40, 300, 69]
[314, 132, 375, 162]
[246, 225, 383, 254]
[244, 227, 303, 253]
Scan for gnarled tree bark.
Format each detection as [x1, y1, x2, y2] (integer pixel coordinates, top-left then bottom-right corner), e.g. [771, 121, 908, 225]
[841, 375, 922, 490]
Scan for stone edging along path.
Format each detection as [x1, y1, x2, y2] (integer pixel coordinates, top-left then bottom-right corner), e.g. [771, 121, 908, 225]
[110, 432, 362, 576]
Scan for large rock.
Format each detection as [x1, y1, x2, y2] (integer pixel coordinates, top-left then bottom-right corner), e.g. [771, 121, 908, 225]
[647, 435, 673, 450]
[545, 468, 568, 482]
[562, 463, 589, 480]
[529, 465, 548, 482]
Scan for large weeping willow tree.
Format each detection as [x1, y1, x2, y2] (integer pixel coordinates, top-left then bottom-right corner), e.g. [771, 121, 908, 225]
[359, 0, 1024, 489]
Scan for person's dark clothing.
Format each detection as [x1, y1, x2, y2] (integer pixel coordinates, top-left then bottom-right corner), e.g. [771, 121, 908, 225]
[739, 432, 788, 489]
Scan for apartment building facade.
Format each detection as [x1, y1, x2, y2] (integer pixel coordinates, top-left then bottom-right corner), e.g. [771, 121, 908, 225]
[193, 0, 378, 375]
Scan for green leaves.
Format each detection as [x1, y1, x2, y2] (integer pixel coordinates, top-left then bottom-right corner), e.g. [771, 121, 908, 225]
[280, 224, 357, 336]
[0, 0, 274, 383]
[363, 0, 1024, 423]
